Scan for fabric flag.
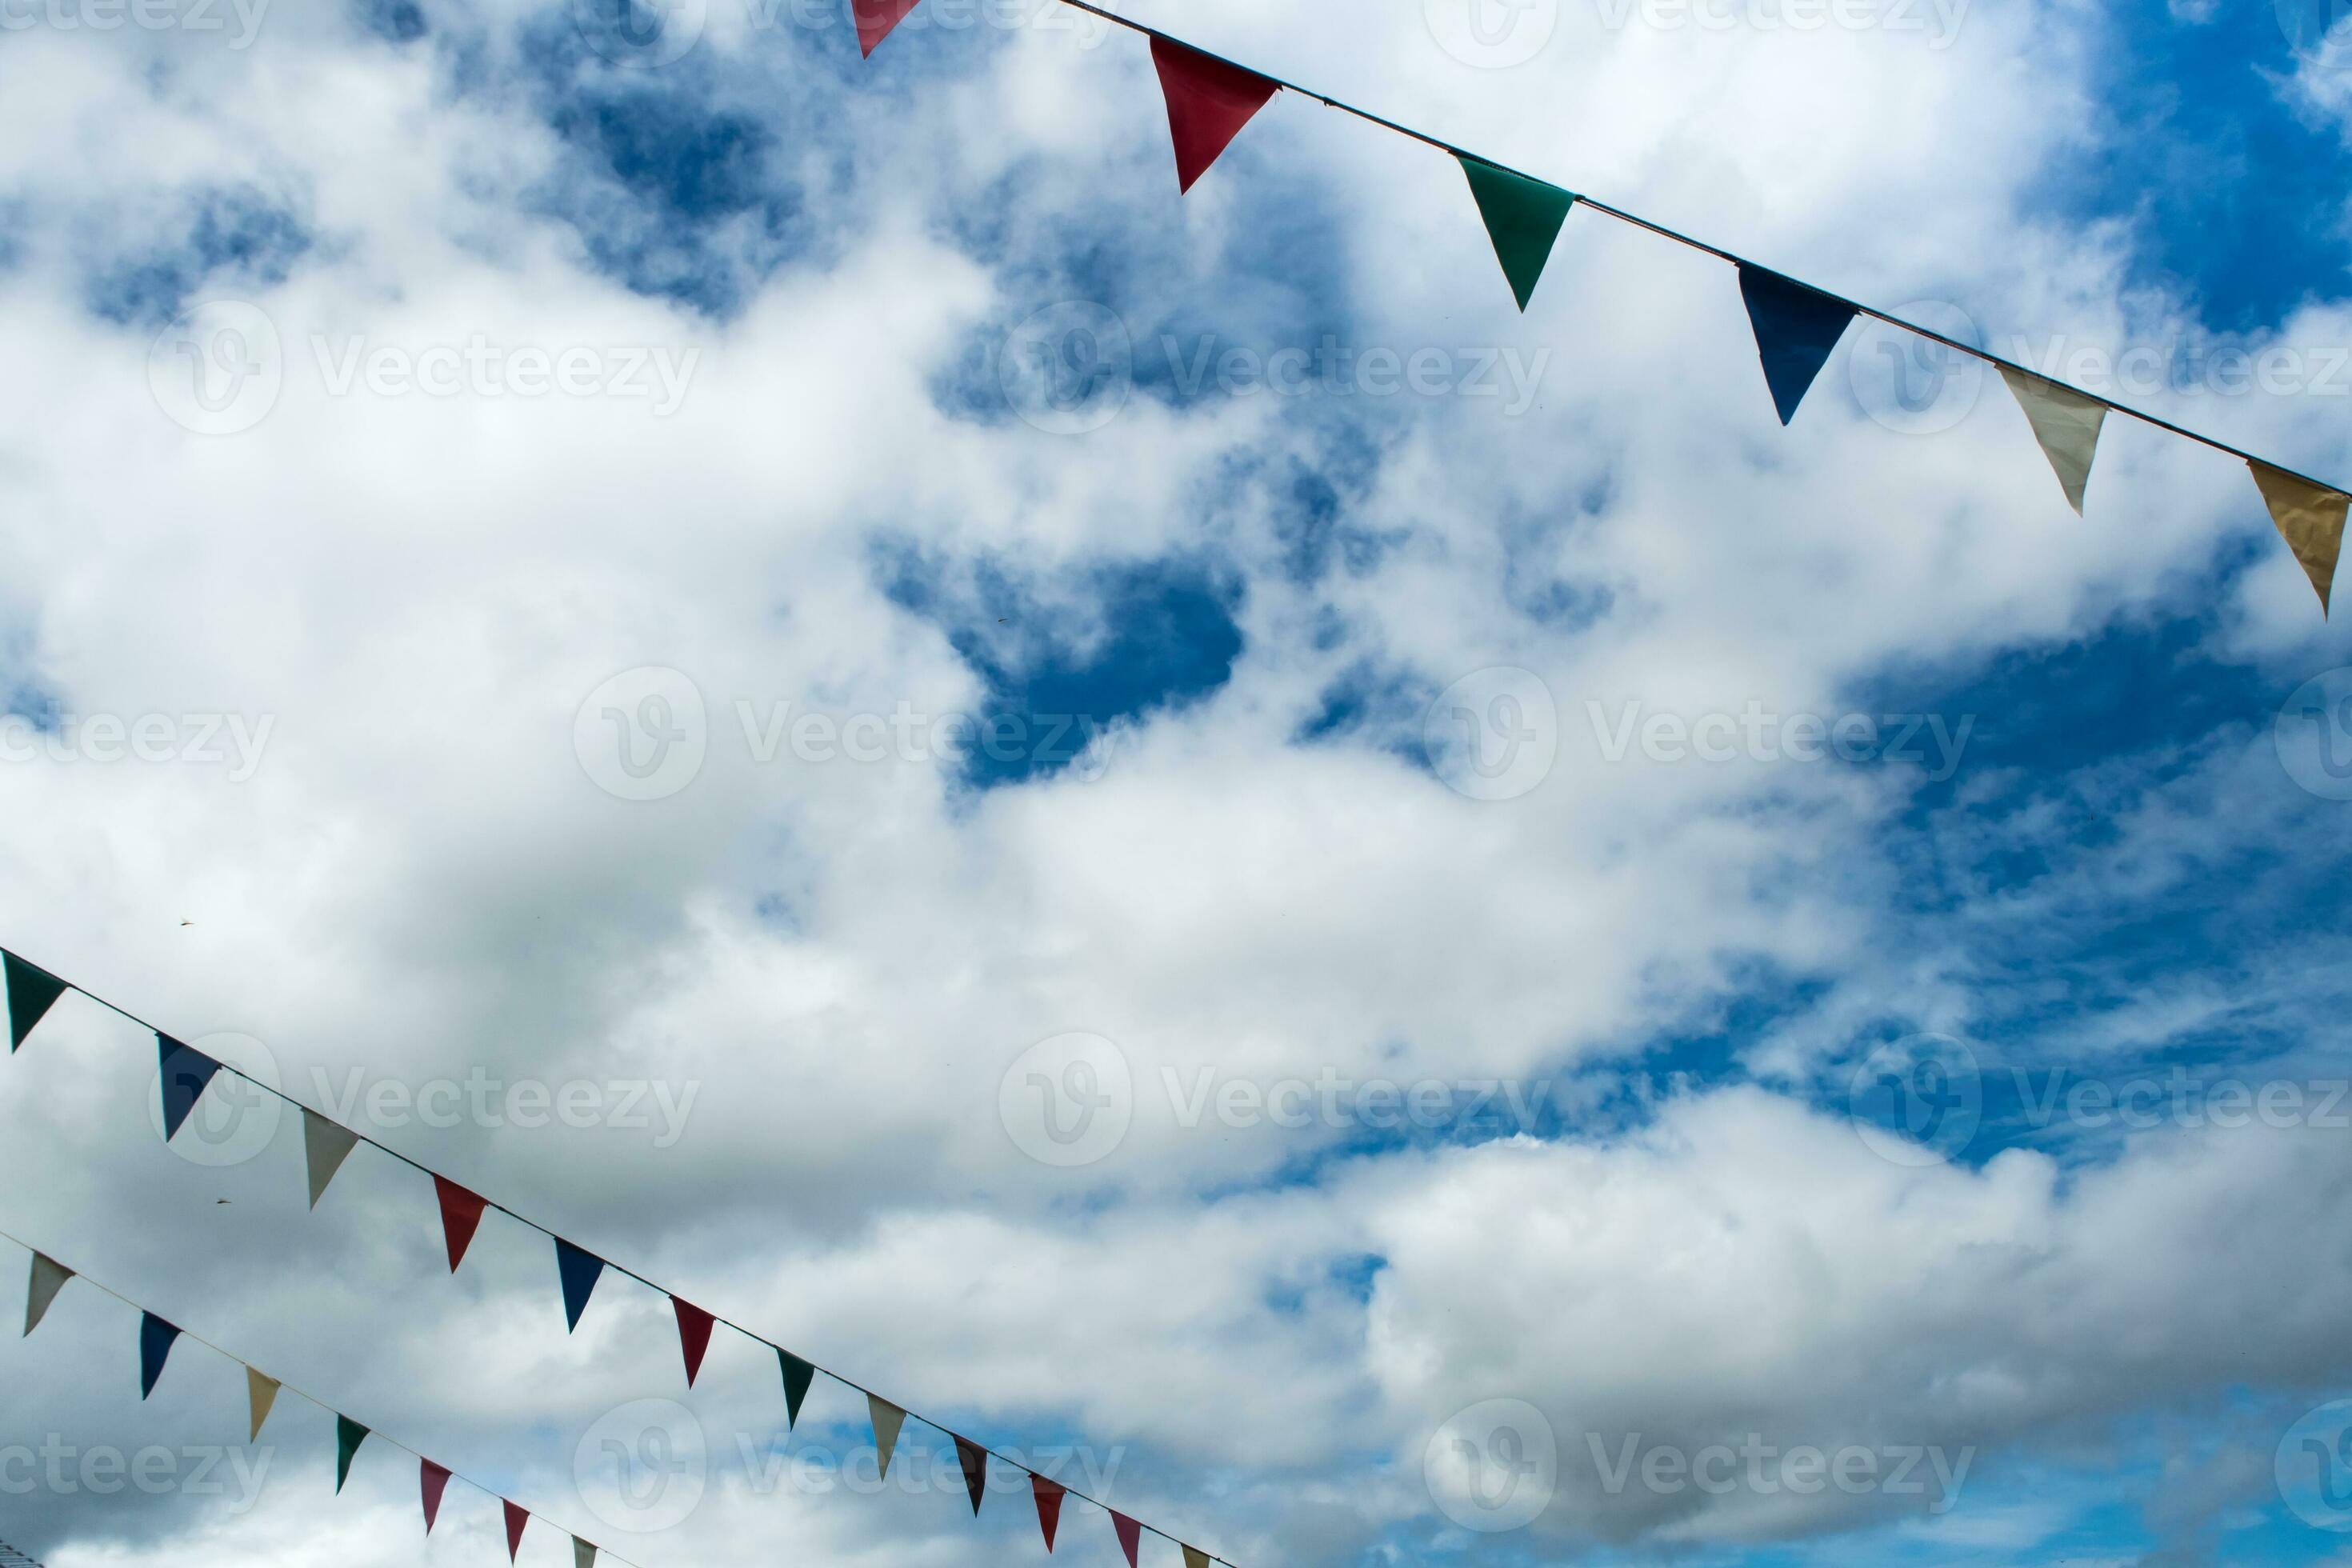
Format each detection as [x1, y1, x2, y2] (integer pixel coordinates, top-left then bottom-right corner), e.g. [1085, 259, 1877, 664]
[1031, 1474, 1066, 1552]
[868, 1395, 907, 1480]
[851, 0, 920, 54]
[156, 1033, 224, 1142]
[671, 1297, 716, 1388]
[503, 1499, 530, 1561]
[1459, 157, 1575, 312]
[23, 1251, 72, 1336]
[246, 1368, 281, 1441]
[778, 1350, 817, 1429]
[139, 1311, 181, 1399]
[302, 1110, 362, 1210]
[574, 1538, 598, 1568]
[2250, 461, 2351, 614]
[421, 1460, 452, 1533]
[3, 951, 68, 1052]
[335, 1416, 370, 1494]
[1184, 1548, 1213, 1568]
[556, 1239, 606, 1332]
[1998, 366, 2107, 514]
[1736, 263, 1856, 426]
[954, 1434, 986, 1515]
[1113, 1510, 1144, 1567]
[434, 1177, 489, 1272]
[1150, 36, 1278, 194]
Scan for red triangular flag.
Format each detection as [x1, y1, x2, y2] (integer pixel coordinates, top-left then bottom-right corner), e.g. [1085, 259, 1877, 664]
[504, 1499, 530, 1560]
[1149, 37, 1278, 194]
[1114, 1510, 1143, 1566]
[421, 1460, 451, 1534]
[434, 1177, 489, 1273]
[852, 0, 920, 54]
[671, 1298, 716, 1389]
[1031, 1474, 1066, 1551]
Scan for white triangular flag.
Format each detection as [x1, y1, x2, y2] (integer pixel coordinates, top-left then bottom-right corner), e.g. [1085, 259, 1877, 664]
[1998, 366, 2107, 514]
[23, 1251, 71, 1336]
[302, 1110, 362, 1209]
[869, 1396, 907, 1480]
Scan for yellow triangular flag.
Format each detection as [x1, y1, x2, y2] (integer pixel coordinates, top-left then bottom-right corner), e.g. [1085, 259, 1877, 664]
[246, 1367, 281, 1442]
[1183, 1548, 1213, 1568]
[2250, 461, 2350, 614]
[1998, 366, 2107, 514]
[868, 1395, 906, 1480]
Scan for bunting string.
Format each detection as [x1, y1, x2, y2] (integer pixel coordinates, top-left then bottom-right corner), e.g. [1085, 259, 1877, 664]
[0, 949, 1231, 1567]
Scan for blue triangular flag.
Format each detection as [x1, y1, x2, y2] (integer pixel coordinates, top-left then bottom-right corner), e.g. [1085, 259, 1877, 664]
[555, 1239, 605, 1333]
[1736, 263, 1856, 425]
[140, 1311, 182, 1399]
[157, 1034, 224, 1142]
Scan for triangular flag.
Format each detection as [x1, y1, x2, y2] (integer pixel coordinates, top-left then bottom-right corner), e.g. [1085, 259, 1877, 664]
[23, 1251, 72, 1336]
[434, 1177, 488, 1272]
[1736, 263, 1856, 425]
[779, 1350, 817, 1429]
[1184, 1548, 1212, 1568]
[156, 1033, 224, 1142]
[1998, 366, 2107, 514]
[421, 1459, 452, 1533]
[671, 1298, 716, 1388]
[851, 0, 920, 54]
[869, 1395, 906, 1479]
[574, 1538, 598, 1568]
[2250, 461, 2351, 614]
[303, 1110, 362, 1210]
[504, 1500, 530, 1561]
[954, 1434, 987, 1515]
[1031, 1474, 1066, 1552]
[335, 1416, 370, 1493]
[246, 1367, 281, 1441]
[556, 1238, 605, 1332]
[1460, 157, 1576, 312]
[1113, 1510, 1144, 1567]
[1150, 36, 1278, 194]
[139, 1311, 181, 1399]
[2, 951, 68, 1051]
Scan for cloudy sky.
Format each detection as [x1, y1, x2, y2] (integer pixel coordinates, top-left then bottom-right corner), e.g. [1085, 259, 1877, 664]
[2, 0, 2351, 1563]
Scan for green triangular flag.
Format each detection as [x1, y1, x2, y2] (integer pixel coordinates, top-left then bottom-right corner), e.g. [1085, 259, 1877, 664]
[574, 1538, 598, 1568]
[302, 1110, 362, 1210]
[246, 1367, 281, 1442]
[336, 1415, 370, 1493]
[1998, 366, 2107, 514]
[2250, 460, 2350, 614]
[23, 1251, 72, 1336]
[869, 1396, 906, 1480]
[3, 951, 69, 1053]
[1460, 157, 1576, 312]
[779, 1350, 816, 1429]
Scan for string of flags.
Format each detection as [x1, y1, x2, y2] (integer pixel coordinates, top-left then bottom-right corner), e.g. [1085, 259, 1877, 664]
[0, 950, 1228, 1568]
[854, 0, 2350, 612]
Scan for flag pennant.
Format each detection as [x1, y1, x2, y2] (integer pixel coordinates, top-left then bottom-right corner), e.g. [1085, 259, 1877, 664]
[246, 1367, 281, 1441]
[139, 1311, 181, 1399]
[1460, 157, 1576, 312]
[779, 1350, 817, 1428]
[1031, 1474, 1066, 1552]
[1184, 1548, 1213, 1568]
[1150, 36, 1278, 194]
[2, 951, 68, 1051]
[2250, 461, 2351, 614]
[574, 1538, 598, 1568]
[335, 1416, 370, 1494]
[1998, 366, 2107, 514]
[1737, 263, 1856, 426]
[23, 1251, 72, 1336]
[434, 1177, 489, 1273]
[302, 1110, 362, 1210]
[954, 1434, 987, 1515]
[504, 1499, 530, 1561]
[869, 1395, 907, 1479]
[156, 1034, 224, 1142]
[421, 1459, 452, 1533]
[1113, 1510, 1144, 1567]
[671, 1297, 716, 1388]
[556, 1238, 605, 1332]
[851, 0, 920, 54]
